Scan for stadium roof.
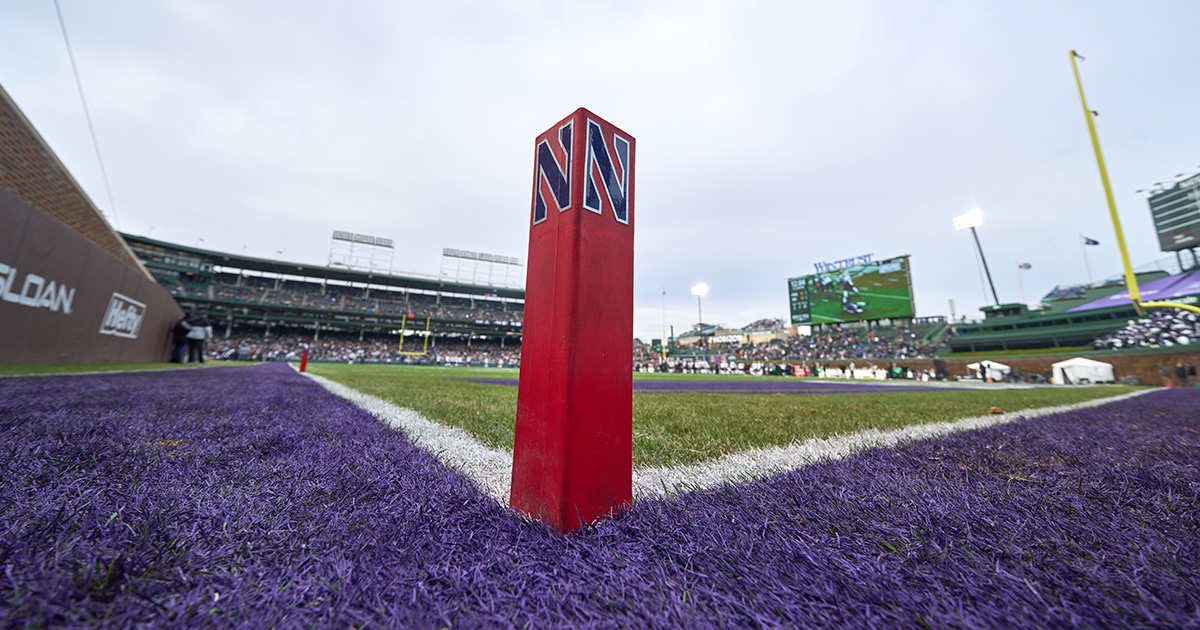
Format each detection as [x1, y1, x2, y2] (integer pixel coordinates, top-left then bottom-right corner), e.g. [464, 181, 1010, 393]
[121, 233, 524, 300]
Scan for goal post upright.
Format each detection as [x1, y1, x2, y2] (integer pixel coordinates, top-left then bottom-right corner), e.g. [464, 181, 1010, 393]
[396, 315, 432, 356]
[510, 108, 636, 533]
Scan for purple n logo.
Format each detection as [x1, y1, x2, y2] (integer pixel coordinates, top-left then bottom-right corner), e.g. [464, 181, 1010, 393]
[532, 122, 572, 225]
[583, 119, 630, 224]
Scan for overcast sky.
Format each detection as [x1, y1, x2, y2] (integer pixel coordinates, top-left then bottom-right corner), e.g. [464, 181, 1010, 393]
[3, 1, 1199, 341]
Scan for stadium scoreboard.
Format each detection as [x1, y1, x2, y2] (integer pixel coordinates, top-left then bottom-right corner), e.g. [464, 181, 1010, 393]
[788, 255, 915, 325]
[1147, 175, 1200, 252]
[788, 277, 810, 322]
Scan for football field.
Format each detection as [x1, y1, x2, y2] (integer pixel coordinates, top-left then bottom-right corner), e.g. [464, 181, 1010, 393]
[808, 270, 913, 324]
[3, 362, 1197, 628]
[307, 363, 1127, 468]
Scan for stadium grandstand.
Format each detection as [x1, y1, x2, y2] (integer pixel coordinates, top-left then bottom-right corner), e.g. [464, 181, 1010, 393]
[121, 233, 523, 365]
[948, 268, 1199, 353]
[120, 231, 1199, 382]
[637, 316, 950, 376]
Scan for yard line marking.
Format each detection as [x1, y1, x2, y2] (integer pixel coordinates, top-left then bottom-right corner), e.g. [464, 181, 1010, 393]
[301, 368, 1154, 505]
[632, 389, 1153, 498]
[302, 371, 514, 504]
[853, 291, 910, 300]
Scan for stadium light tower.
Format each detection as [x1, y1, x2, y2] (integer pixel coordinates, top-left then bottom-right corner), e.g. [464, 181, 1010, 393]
[691, 282, 708, 326]
[953, 209, 1000, 306]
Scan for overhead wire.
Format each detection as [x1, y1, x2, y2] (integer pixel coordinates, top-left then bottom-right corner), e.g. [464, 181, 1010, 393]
[53, 0, 119, 227]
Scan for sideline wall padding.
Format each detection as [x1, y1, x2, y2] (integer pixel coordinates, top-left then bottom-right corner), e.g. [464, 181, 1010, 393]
[0, 187, 183, 364]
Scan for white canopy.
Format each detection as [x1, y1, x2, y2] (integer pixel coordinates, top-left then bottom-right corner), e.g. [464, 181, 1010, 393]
[966, 360, 1011, 379]
[1051, 357, 1115, 385]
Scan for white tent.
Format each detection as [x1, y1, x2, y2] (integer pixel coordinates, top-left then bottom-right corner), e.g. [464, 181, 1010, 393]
[966, 360, 1011, 380]
[1051, 357, 1115, 385]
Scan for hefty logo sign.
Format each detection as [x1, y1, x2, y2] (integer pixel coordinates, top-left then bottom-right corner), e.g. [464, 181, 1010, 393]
[99, 293, 146, 339]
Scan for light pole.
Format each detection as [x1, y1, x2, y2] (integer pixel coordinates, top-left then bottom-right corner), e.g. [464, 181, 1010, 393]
[953, 209, 1000, 306]
[661, 286, 667, 361]
[691, 282, 708, 327]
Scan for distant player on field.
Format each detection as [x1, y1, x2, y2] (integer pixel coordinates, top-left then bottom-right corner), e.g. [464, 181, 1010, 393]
[841, 270, 866, 314]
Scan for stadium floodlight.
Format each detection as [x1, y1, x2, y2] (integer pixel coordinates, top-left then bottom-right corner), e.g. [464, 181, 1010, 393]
[952, 208, 983, 232]
[691, 282, 708, 327]
[953, 209, 1000, 306]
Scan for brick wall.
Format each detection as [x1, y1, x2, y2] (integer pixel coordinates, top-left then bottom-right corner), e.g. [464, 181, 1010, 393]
[0, 83, 145, 274]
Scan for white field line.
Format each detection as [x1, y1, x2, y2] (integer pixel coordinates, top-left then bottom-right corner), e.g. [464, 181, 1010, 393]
[633, 388, 1153, 498]
[301, 369, 1154, 504]
[302, 371, 513, 503]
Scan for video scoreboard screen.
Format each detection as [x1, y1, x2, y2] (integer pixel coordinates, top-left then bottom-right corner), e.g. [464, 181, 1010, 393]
[1147, 175, 1200, 252]
[788, 255, 915, 325]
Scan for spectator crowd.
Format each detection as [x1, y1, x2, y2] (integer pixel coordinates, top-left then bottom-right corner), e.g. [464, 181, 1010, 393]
[169, 275, 522, 326]
[1093, 309, 1200, 350]
[207, 333, 520, 367]
[633, 326, 938, 374]
[203, 325, 935, 372]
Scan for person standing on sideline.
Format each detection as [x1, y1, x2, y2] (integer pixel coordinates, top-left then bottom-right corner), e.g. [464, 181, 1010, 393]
[170, 317, 189, 363]
[184, 312, 214, 364]
[1176, 360, 1190, 388]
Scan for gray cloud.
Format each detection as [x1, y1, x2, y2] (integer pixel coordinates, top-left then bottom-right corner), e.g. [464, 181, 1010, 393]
[3, 0, 1198, 342]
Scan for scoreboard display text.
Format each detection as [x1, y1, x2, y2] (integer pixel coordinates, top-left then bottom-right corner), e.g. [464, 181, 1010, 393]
[1147, 176, 1200, 252]
[788, 255, 915, 325]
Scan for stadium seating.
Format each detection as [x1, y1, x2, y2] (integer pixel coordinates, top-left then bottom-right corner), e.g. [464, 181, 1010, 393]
[208, 332, 520, 366]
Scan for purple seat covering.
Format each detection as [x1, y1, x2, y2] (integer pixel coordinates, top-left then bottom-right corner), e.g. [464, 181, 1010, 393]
[2, 363, 1197, 628]
[1067, 270, 1200, 312]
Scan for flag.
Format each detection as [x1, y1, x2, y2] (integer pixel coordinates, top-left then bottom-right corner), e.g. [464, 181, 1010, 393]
[1082, 236, 1099, 246]
[1018, 262, 1032, 270]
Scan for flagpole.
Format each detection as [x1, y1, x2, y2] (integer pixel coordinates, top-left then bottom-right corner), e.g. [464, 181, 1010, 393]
[1017, 262, 1026, 305]
[1080, 235, 1093, 287]
[661, 286, 667, 362]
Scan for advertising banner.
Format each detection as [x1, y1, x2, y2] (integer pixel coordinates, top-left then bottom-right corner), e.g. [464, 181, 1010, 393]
[0, 187, 183, 364]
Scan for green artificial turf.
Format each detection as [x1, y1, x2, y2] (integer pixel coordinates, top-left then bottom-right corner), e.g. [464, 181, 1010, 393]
[308, 363, 1134, 468]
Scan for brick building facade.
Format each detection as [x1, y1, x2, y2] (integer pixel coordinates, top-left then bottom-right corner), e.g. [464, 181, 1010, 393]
[0, 84, 146, 275]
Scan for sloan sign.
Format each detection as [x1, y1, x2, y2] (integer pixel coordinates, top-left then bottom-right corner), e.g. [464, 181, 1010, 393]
[0, 260, 76, 314]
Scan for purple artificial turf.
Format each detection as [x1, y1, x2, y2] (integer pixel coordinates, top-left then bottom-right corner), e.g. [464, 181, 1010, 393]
[461, 377, 966, 394]
[1, 364, 1197, 628]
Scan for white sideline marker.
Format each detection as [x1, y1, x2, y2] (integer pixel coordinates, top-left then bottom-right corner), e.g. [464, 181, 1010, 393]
[632, 388, 1152, 497]
[301, 368, 1153, 504]
[303, 372, 513, 502]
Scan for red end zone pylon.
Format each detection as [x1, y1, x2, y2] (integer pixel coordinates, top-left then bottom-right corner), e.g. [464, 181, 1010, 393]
[510, 108, 635, 533]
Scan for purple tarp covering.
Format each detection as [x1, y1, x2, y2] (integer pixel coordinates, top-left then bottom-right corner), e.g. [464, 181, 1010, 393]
[460, 377, 965, 394]
[2, 364, 1198, 628]
[1067, 270, 1200, 312]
